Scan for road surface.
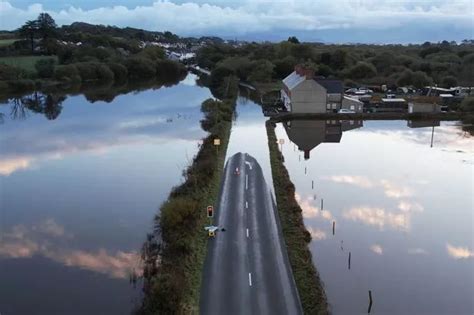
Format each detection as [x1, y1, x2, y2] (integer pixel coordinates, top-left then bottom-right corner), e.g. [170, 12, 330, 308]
[200, 152, 302, 315]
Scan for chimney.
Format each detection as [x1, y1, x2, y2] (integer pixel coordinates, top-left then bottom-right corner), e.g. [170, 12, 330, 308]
[294, 64, 314, 80]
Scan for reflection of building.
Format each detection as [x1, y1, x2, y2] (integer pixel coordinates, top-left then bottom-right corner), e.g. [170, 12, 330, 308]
[342, 96, 364, 112]
[407, 120, 440, 128]
[281, 65, 343, 113]
[283, 119, 363, 160]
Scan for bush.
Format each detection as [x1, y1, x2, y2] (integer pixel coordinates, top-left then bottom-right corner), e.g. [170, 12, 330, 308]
[107, 62, 128, 81]
[460, 97, 474, 112]
[0, 63, 25, 80]
[75, 62, 114, 82]
[54, 64, 80, 82]
[7, 79, 35, 91]
[140, 46, 165, 61]
[248, 60, 275, 83]
[35, 58, 56, 78]
[155, 59, 184, 78]
[124, 57, 156, 79]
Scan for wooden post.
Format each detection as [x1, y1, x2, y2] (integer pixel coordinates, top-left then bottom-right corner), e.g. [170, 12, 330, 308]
[312, 180, 314, 189]
[348, 252, 351, 270]
[304, 166, 307, 174]
[321, 198, 324, 210]
[368, 290, 373, 313]
[332, 221, 335, 235]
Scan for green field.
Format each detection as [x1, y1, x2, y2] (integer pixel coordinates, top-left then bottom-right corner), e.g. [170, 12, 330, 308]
[0, 38, 19, 47]
[0, 55, 57, 72]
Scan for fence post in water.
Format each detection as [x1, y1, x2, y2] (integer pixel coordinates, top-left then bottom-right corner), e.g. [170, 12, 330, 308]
[332, 221, 335, 235]
[312, 180, 314, 189]
[305, 166, 307, 174]
[321, 198, 324, 210]
[348, 252, 351, 270]
[368, 290, 373, 313]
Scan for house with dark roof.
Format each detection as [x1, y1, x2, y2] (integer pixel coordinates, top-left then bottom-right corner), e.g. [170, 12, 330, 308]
[281, 65, 344, 113]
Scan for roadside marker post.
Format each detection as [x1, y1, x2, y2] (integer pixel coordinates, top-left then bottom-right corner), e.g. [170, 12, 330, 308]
[214, 138, 220, 154]
[207, 205, 214, 218]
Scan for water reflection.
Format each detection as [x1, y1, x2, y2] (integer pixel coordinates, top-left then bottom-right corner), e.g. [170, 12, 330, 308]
[0, 73, 212, 314]
[275, 120, 473, 314]
[282, 120, 363, 160]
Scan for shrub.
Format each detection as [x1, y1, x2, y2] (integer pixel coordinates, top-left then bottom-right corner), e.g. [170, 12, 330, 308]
[397, 69, 432, 88]
[124, 57, 156, 79]
[54, 64, 80, 82]
[107, 62, 128, 81]
[75, 62, 114, 82]
[35, 58, 56, 78]
[0, 63, 25, 80]
[248, 60, 275, 83]
[7, 79, 35, 91]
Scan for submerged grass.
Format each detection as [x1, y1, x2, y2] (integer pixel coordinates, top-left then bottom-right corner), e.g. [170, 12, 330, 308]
[266, 120, 329, 315]
[137, 98, 235, 315]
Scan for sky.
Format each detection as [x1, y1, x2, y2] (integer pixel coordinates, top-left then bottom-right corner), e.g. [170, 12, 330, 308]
[0, 0, 473, 43]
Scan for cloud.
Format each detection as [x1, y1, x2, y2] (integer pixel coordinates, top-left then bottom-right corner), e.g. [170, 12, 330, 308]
[446, 243, 474, 259]
[0, 1, 472, 42]
[370, 244, 383, 255]
[0, 157, 32, 176]
[0, 220, 140, 278]
[295, 193, 334, 221]
[343, 206, 410, 231]
[380, 180, 413, 199]
[307, 227, 327, 241]
[398, 200, 424, 213]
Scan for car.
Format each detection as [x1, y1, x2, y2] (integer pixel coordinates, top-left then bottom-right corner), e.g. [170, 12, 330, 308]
[338, 109, 356, 114]
[234, 167, 240, 175]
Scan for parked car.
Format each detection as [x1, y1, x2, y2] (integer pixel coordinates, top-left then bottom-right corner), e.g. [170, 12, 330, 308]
[338, 109, 356, 114]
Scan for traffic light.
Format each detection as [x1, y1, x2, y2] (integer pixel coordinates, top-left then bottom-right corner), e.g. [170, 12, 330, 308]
[207, 206, 214, 218]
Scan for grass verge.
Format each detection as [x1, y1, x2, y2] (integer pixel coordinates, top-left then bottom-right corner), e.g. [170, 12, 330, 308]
[0, 55, 58, 72]
[266, 120, 329, 315]
[137, 98, 235, 314]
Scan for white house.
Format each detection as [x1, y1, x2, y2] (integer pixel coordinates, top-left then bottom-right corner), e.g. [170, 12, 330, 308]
[281, 65, 344, 113]
[342, 95, 364, 112]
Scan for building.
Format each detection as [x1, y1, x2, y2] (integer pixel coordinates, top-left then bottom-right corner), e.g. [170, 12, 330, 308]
[342, 95, 364, 112]
[281, 65, 343, 113]
[408, 103, 441, 113]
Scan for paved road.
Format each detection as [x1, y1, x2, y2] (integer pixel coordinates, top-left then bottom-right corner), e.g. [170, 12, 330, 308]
[200, 152, 303, 315]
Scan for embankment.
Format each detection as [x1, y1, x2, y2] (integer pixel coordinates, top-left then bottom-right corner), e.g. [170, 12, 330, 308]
[266, 120, 329, 315]
[137, 98, 235, 314]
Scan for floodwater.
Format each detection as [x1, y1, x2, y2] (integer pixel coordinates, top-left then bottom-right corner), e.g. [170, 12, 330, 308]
[1, 75, 473, 314]
[0, 74, 212, 314]
[275, 119, 473, 314]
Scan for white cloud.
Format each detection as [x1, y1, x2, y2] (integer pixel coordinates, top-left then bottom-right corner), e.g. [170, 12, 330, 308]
[0, 1, 472, 41]
[398, 200, 424, 213]
[0, 220, 140, 278]
[307, 227, 327, 241]
[370, 244, 383, 255]
[322, 175, 375, 188]
[343, 206, 410, 231]
[380, 180, 413, 199]
[296, 193, 334, 221]
[446, 243, 474, 259]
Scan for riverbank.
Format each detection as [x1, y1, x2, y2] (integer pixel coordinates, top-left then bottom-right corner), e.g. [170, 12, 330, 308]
[138, 98, 235, 314]
[270, 111, 471, 122]
[266, 120, 329, 314]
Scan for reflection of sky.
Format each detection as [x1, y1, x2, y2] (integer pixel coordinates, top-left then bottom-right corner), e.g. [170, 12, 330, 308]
[275, 120, 473, 314]
[0, 74, 213, 314]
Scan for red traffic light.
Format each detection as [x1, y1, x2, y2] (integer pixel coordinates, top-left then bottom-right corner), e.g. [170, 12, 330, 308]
[207, 206, 214, 218]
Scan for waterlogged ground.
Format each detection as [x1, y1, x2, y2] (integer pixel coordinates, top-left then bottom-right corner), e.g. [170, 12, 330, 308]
[275, 120, 473, 314]
[0, 74, 212, 314]
[1, 78, 472, 315]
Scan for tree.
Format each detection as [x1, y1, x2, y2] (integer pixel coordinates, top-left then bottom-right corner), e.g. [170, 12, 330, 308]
[248, 60, 275, 83]
[287, 36, 300, 44]
[18, 20, 38, 53]
[36, 13, 57, 40]
[441, 75, 458, 88]
[460, 97, 474, 112]
[347, 62, 377, 79]
[397, 69, 432, 88]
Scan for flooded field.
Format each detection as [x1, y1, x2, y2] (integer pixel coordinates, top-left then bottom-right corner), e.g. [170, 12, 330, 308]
[275, 120, 473, 314]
